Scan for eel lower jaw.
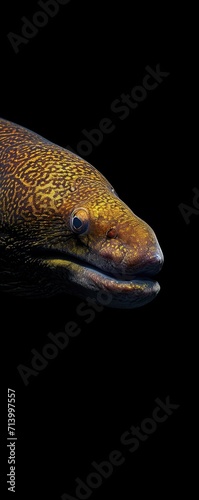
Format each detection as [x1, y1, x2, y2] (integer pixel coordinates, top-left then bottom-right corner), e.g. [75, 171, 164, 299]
[40, 255, 161, 309]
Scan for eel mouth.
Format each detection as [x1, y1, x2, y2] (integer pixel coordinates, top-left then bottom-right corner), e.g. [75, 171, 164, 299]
[31, 247, 163, 308]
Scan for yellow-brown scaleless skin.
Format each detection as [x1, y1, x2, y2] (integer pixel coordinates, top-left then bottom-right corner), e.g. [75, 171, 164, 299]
[0, 117, 164, 308]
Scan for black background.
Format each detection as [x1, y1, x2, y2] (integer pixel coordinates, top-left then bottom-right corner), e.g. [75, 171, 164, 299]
[0, 1, 194, 499]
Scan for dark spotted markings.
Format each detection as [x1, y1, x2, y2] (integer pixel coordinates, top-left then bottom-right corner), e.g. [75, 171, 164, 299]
[0, 118, 163, 307]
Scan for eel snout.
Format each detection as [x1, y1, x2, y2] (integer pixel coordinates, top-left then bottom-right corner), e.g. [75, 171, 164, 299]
[96, 214, 164, 281]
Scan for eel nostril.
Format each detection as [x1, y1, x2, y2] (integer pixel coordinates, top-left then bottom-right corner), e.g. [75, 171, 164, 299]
[106, 227, 118, 239]
[155, 249, 164, 269]
[148, 249, 164, 274]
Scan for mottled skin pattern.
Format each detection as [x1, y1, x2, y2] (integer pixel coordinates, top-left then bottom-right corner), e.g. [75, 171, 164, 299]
[0, 118, 163, 308]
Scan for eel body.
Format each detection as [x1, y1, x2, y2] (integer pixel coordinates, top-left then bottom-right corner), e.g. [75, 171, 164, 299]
[0, 118, 163, 308]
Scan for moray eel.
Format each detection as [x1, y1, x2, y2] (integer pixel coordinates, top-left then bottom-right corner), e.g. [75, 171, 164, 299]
[0, 117, 163, 308]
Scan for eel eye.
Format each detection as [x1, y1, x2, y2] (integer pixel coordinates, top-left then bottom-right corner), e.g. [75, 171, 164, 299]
[70, 207, 89, 235]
